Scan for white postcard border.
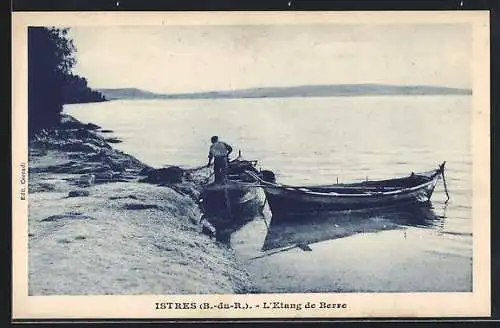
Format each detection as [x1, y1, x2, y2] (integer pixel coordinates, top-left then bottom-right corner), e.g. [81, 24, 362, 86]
[11, 11, 491, 319]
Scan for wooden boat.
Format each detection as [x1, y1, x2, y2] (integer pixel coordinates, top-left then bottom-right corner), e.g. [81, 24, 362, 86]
[199, 157, 264, 241]
[246, 162, 448, 220]
[200, 179, 261, 220]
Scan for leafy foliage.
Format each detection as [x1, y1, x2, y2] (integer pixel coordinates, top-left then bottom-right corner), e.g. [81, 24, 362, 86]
[62, 74, 106, 104]
[28, 27, 106, 138]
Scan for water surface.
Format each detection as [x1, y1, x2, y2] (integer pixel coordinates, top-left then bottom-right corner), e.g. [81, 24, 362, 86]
[65, 95, 472, 292]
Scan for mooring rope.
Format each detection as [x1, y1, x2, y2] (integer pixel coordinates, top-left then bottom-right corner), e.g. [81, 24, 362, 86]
[441, 166, 450, 204]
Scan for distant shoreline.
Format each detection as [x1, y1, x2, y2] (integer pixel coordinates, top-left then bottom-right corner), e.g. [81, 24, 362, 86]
[97, 84, 472, 101]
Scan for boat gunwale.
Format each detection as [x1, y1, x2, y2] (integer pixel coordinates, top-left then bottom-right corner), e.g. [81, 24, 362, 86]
[274, 177, 439, 198]
[244, 163, 444, 198]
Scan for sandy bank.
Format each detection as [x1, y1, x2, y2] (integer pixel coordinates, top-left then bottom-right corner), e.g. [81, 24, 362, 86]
[28, 115, 255, 295]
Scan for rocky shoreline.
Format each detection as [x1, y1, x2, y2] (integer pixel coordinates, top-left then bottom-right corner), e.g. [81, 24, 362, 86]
[28, 114, 256, 295]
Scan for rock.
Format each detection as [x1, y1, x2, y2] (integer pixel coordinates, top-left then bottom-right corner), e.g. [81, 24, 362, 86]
[104, 137, 122, 144]
[78, 174, 96, 186]
[42, 161, 111, 174]
[59, 139, 81, 151]
[87, 148, 112, 161]
[68, 190, 90, 197]
[80, 142, 101, 153]
[36, 161, 77, 173]
[123, 203, 159, 210]
[86, 123, 101, 130]
[139, 167, 155, 176]
[85, 148, 146, 173]
[33, 182, 57, 192]
[109, 195, 138, 200]
[95, 170, 114, 180]
[93, 165, 113, 173]
[103, 157, 126, 172]
[67, 211, 82, 215]
[29, 148, 47, 157]
[73, 164, 111, 174]
[41, 213, 95, 222]
[62, 140, 101, 153]
[68, 152, 85, 160]
[59, 116, 85, 130]
[28, 167, 45, 174]
[74, 128, 95, 139]
[100, 129, 114, 133]
[86, 137, 112, 149]
[142, 166, 184, 184]
[60, 115, 77, 125]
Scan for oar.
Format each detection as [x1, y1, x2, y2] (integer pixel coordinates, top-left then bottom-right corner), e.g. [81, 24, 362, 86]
[261, 214, 269, 231]
[223, 184, 233, 220]
[259, 197, 270, 231]
[182, 163, 211, 172]
[249, 243, 312, 261]
[180, 151, 242, 173]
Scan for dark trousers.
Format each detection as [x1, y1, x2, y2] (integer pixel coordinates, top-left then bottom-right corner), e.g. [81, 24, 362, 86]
[214, 156, 228, 184]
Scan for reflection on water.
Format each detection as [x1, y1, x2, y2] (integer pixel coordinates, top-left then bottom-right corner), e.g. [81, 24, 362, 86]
[232, 200, 472, 293]
[65, 96, 472, 292]
[261, 202, 445, 252]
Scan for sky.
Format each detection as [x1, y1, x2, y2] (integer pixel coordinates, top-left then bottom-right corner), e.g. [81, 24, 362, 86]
[68, 24, 471, 94]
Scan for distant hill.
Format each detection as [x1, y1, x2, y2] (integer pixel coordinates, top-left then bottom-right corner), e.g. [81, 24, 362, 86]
[96, 88, 162, 100]
[97, 84, 472, 100]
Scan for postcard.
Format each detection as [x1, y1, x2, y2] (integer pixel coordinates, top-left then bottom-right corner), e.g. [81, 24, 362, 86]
[12, 10, 490, 319]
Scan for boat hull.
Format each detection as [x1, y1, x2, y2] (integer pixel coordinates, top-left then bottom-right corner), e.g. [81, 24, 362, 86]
[202, 183, 260, 218]
[200, 181, 263, 241]
[261, 170, 442, 220]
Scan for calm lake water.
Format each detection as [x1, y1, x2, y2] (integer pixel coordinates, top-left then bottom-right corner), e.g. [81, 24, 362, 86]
[65, 95, 472, 292]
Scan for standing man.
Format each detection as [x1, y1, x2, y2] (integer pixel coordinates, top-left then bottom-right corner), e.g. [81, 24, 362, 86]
[207, 136, 233, 184]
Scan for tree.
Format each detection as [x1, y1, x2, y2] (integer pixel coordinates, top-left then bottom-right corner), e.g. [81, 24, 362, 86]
[28, 27, 76, 137]
[28, 27, 107, 138]
[61, 74, 107, 104]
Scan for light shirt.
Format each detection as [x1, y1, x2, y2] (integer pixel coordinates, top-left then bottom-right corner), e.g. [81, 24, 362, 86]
[209, 141, 231, 158]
